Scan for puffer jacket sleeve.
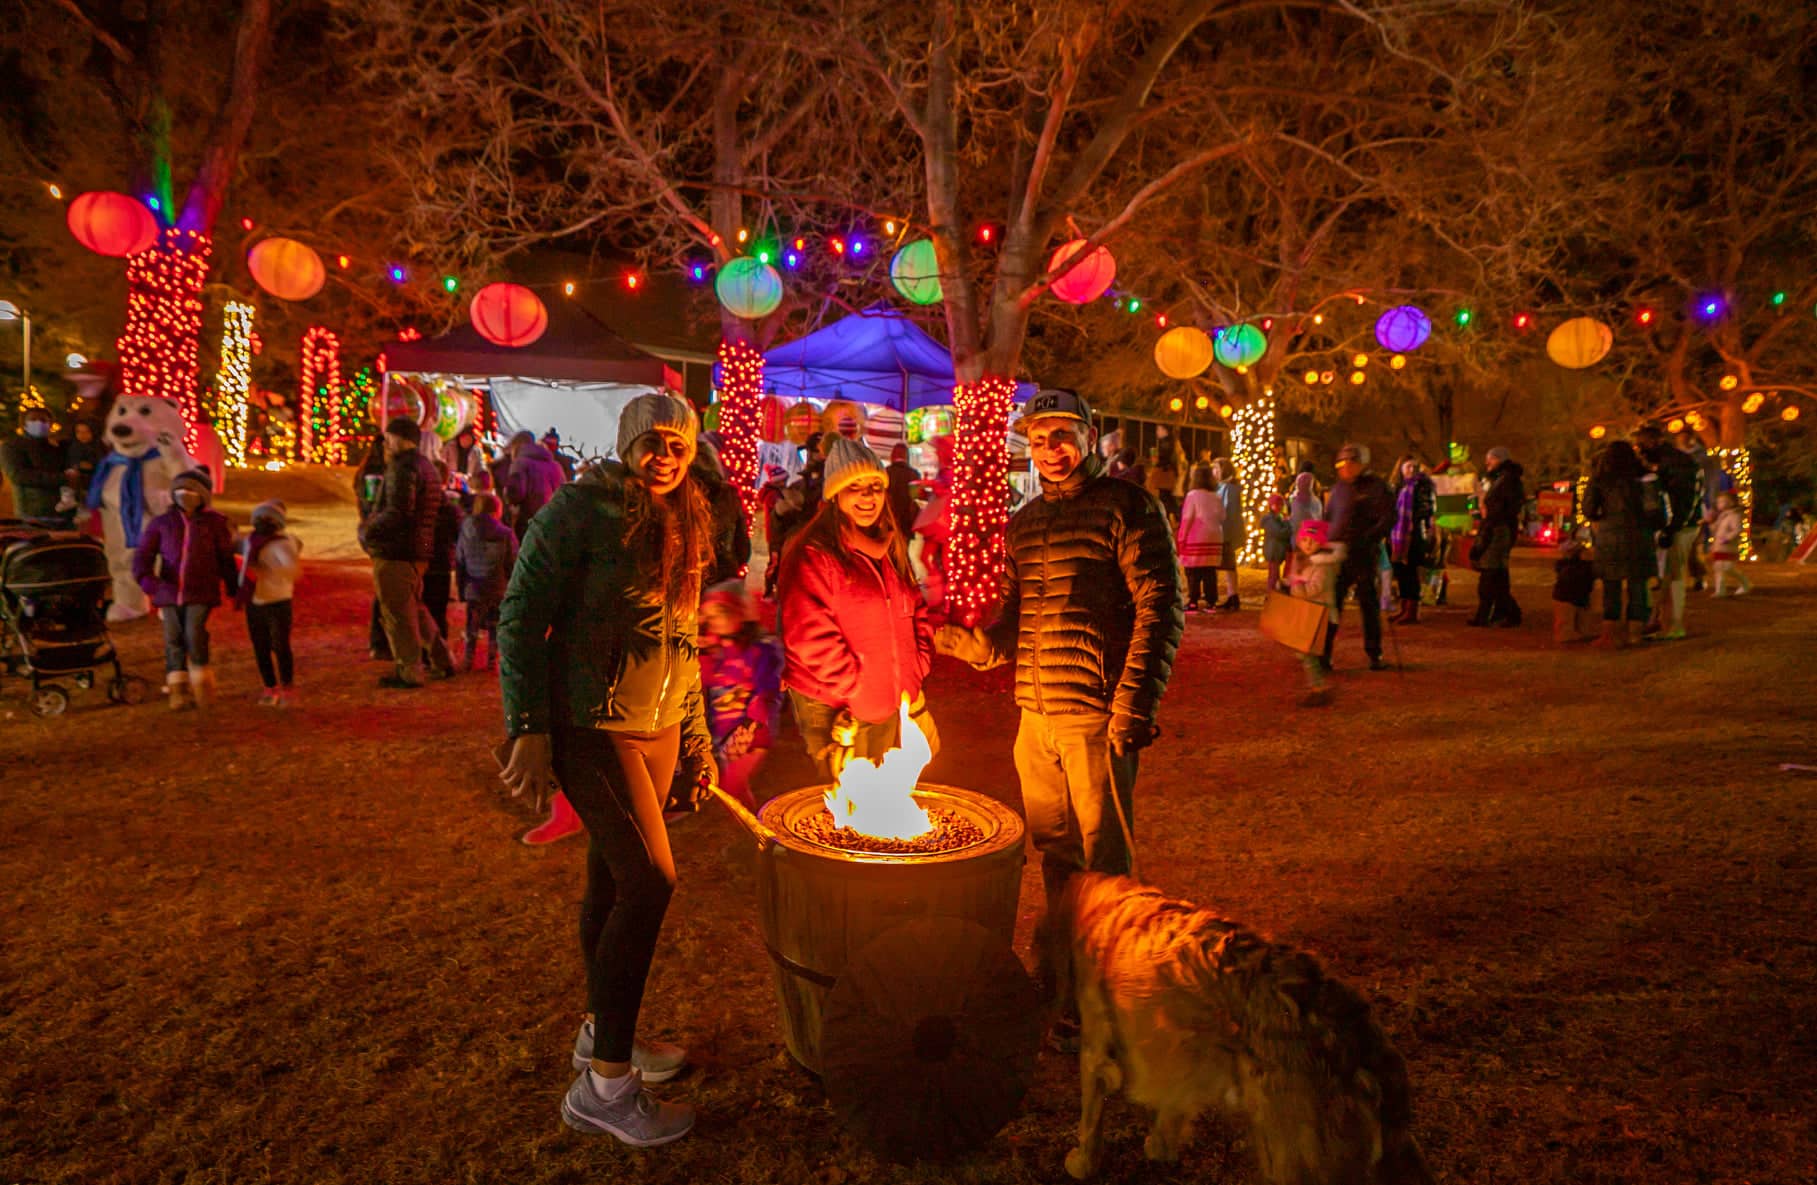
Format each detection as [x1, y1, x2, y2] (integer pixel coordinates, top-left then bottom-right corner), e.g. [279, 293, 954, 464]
[779, 548, 862, 705]
[1111, 492, 1184, 724]
[977, 531, 1022, 666]
[361, 453, 419, 556]
[497, 486, 588, 737]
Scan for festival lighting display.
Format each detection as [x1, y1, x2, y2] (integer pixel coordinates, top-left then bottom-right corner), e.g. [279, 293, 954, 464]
[946, 376, 1017, 623]
[1713, 446, 1753, 560]
[119, 229, 212, 452]
[715, 339, 764, 526]
[215, 301, 254, 466]
[299, 326, 344, 464]
[1230, 398, 1277, 563]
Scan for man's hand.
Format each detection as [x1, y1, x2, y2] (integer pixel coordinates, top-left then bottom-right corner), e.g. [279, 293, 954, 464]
[934, 624, 1001, 669]
[500, 733, 555, 799]
[1109, 715, 1158, 757]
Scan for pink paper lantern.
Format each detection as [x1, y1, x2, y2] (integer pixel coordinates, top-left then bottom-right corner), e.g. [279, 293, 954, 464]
[1047, 239, 1116, 305]
[470, 283, 548, 348]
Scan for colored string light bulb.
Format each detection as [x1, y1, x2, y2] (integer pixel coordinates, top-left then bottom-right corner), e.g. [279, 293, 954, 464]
[442, 275, 459, 293]
[1771, 291, 1786, 306]
[1513, 312, 1532, 330]
[389, 266, 406, 283]
[1636, 308, 1654, 325]
[564, 280, 577, 295]
[47, 183, 63, 199]
[1169, 396, 1184, 412]
[1589, 425, 1606, 439]
[1455, 308, 1472, 327]
[337, 255, 350, 269]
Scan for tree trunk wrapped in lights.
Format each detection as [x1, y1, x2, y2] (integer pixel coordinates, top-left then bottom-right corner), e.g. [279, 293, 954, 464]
[945, 376, 1017, 625]
[1712, 446, 1753, 560]
[716, 337, 764, 527]
[299, 327, 344, 464]
[1230, 398, 1277, 563]
[214, 301, 254, 467]
[119, 228, 212, 452]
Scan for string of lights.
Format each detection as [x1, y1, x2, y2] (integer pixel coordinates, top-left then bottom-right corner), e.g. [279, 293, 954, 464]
[118, 228, 211, 453]
[715, 339, 764, 527]
[1713, 446, 1754, 561]
[1230, 399, 1277, 564]
[299, 326, 344, 464]
[215, 302, 254, 467]
[946, 376, 1017, 624]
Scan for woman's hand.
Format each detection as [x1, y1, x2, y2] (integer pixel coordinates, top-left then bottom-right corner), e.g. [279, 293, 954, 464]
[500, 733, 555, 799]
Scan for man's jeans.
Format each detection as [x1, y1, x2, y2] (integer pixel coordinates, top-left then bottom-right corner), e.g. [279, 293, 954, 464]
[372, 559, 450, 681]
[160, 605, 211, 673]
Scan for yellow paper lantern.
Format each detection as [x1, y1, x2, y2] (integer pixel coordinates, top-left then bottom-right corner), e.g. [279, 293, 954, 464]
[1194, 395, 1210, 410]
[1545, 317, 1614, 369]
[1153, 326, 1215, 379]
[1303, 369, 1319, 385]
[1667, 417, 1685, 433]
[1389, 354, 1406, 370]
[1168, 396, 1184, 412]
[1783, 406, 1802, 422]
[1352, 353, 1369, 368]
[247, 237, 327, 301]
[1350, 371, 1366, 385]
[1742, 393, 1765, 414]
[1219, 403, 1233, 417]
[1719, 375, 1739, 391]
[1589, 425, 1607, 439]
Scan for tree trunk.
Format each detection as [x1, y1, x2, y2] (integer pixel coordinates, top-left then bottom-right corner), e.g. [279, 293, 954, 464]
[118, 228, 212, 439]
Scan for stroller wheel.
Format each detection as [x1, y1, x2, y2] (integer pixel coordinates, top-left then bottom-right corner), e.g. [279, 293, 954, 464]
[109, 676, 150, 706]
[75, 671, 95, 691]
[30, 685, 70, 718]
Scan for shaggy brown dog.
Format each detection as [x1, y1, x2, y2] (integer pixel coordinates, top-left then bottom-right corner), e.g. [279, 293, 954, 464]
[1055, 873, 1434, 1184]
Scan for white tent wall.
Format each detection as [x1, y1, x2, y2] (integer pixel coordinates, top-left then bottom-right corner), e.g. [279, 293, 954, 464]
[485, 378, 661, 461]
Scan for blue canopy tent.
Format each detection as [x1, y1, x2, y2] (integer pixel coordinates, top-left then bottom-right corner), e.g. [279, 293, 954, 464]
[755, 306, 1035, 413]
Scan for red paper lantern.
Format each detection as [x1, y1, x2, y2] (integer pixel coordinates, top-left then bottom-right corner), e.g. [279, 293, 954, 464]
[1047, 239, 1116, 305]
[470, 283, 548, 348]
[67, 191, 158, 258]
[247, 238, 327, 301]
[759, 394, 788, 441]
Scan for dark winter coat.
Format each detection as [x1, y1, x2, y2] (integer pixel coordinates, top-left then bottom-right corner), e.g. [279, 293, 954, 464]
[505, 444, 567, 526]
[1649, 445, 1702, 534]
[1, 433, 67, 519]
[1584, 472, 1663, 581]
[427, 498, 461, 575]
[132, 504, 238, 608]
[361, 448, 444, 562]
[1327, 472, 1395, 573]
[1473, 461, 1525, 571]
[977, 462, 1183, 724]
[496, 462, 712, 773]
[64, 437, 107, 501]
[456, 513, 519, 603]
[1390, 474, 1437, 566]
[779, 536, 933, 725]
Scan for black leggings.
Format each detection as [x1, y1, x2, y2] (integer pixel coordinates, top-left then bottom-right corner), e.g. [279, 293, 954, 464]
[246, 600, 294, 688]
[1184, 566, 1217, 606]
[1601, 576, 1649, 622]
[552, 725, 681, 1064]
[1391, 560, 1422, 605]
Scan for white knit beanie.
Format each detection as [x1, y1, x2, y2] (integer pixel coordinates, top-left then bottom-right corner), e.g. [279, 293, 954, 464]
[616, 393, 699, 467]
[821, 436, 886, 500]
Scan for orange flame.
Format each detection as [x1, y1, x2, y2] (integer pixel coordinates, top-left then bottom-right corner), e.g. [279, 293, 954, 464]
[822, 697, 934, 840]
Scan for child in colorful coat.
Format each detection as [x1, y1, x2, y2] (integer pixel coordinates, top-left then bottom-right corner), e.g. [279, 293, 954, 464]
[1708, 492, 1752, 597]
[132, 468, 238, 710]
[1259, 492, 1293, 591]
[236, 500, 303, 705]
[1285, 519, 1340, 707]
[697, 581, 784, 809]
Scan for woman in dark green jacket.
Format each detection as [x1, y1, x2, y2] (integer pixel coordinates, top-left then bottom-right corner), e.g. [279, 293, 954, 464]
[497, 392, 717, 1148]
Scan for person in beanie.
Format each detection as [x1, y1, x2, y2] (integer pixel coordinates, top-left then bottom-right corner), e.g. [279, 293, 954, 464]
[778, 436, 935, 780]
[360, 417, 454, 688]
[237, 500, 303, 706]
[2, 407, 68, 524]
[455, 492, 518, 671]
[496, 391, 717, 1147]
[1468, 446, 1525, 627]
[936, 388, 1182, 1034]
[1322, 442, 1395, 670]
[132, 468, 238, 710]
[1286, 518, 1340, 705]
[504, 430, 567, 537]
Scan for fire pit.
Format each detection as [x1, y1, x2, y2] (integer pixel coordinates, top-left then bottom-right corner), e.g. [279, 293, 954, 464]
[712, 699, 1042, 1161]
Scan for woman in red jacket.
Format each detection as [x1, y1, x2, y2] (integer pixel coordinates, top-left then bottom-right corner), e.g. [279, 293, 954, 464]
[778, 436, 934, 780]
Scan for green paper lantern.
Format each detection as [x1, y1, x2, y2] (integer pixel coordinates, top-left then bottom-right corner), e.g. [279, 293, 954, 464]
[890, 239, 943, 305]
[716, 257, 784, 320]
[1213, 324, 1266, 369]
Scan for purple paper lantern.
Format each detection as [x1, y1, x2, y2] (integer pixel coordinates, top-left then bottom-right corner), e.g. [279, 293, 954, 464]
[1374, 305, 1432, 353]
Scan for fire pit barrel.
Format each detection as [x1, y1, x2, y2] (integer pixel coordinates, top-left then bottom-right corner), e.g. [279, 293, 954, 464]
[753, 783, 1025, 1075]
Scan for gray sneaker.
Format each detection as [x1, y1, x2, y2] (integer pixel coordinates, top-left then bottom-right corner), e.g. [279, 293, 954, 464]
[571, 1021, 687, 1083]
[560, 1068, 695, 1147]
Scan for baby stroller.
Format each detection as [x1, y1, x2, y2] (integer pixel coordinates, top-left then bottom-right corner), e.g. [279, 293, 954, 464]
[0, 522, 149, 717]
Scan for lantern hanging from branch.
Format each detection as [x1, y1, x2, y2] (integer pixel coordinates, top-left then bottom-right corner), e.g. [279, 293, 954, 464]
[470, 282, 548, 348]
[784, 400, 817, 445]
[1374, 306, 1432, 353]
[1213, 324, 1266, 370]
[66, 191, 158, 257]
[716, 257, 784, 320]
[1154, 327, 1215, 379]
[890, 239, 943, 305]
[247, 238, 327, 301]
[1046, 240, 1116, 304]
[1545, 317, 1614, 369]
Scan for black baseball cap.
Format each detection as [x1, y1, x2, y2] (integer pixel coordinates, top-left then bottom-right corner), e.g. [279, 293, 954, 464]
[1016, 387, 1094, 430]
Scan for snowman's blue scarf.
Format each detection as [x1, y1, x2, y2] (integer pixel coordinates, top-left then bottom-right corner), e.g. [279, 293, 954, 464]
[87, 447, 163, 548]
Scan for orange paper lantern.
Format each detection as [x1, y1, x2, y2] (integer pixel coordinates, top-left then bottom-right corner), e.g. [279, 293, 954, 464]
[66, 191, 158, 257]
[469, 283, 548, 348]
[247, 238, 327, 301]
[1047, 239, 1116, 304]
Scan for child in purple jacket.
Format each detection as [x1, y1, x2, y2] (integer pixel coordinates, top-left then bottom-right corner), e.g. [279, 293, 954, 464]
[132, 468, 238, 710]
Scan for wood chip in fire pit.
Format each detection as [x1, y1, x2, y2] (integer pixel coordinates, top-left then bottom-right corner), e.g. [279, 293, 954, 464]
[795, 806, 985, 855]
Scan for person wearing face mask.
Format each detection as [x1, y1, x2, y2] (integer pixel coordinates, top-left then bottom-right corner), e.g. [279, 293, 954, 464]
[777, 436, 935, 780]
[2, 407, 69, 525]
[935, 388, 1182, 1040]
[496, 392, 718, 1148]
[132, 468, 238, 710]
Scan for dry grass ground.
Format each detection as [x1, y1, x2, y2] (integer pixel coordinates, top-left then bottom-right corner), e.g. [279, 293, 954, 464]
[3, 471, 1813, 1184]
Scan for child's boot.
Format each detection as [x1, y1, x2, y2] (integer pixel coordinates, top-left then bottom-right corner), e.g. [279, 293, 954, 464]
[522, 792, 584, 846]
[166, 670, 195, 712]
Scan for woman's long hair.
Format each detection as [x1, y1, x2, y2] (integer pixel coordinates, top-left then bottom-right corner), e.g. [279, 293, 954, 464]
[623, 470, 715, 608]
[1188, 464, 1215, 492]
[779, 494, 913, 587]
[1391, 454, 1418, 491]
[1593, 440, 1644, 482]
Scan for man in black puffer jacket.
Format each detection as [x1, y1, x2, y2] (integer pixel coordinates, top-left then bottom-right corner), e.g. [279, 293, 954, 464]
[360, 417, 453, 687]
[939, 388, 1183, 936]
[1325, 442, 1397, 668]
